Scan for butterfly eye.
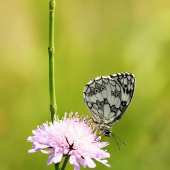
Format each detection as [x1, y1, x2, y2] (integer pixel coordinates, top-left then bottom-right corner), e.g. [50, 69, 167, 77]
[88, 93, 93, 97]
[111, 91, 120, 97]
[124, 84, 127, 88]
[121, 101, 127, 106]
[101, 87, 105, 90]
[95, 89, 99, 93]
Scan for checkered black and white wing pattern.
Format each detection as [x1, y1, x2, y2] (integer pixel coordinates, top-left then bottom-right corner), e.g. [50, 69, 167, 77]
[83, 72, 135, 129]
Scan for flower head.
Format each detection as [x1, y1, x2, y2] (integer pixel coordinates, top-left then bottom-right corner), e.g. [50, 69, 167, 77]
[27, 112, 110, 170]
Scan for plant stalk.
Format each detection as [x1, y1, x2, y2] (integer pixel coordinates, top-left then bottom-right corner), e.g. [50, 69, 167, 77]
[55, 162, 60, 170]
[48, 0, 57, 122]
[61, 155, 70, 170]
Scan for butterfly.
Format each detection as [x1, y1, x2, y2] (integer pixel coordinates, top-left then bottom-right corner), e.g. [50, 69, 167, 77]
[83, 72, 135, 149]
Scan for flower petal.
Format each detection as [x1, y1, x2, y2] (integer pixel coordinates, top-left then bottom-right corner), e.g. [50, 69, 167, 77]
[53, 153, 63, 164]
[95, 158, 111, 167]
[84, 156, 96, 168]
[79, 157, 87, 168]
[74, 165, 80, 170]
[28, 148, 41, 153]
[27, 136, 33, 141]
[47, 154, 54, 166]
[41, 148, 54, 154]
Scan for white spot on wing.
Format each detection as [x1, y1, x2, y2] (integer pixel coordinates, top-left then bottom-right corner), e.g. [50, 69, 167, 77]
[124, 77, 127, 85]
[127, 75, 131, 80]
[109, 113, 115, 119]
[110, 80, 116, 86]
[87, 102, 92, 108]
[95, 93, 103, 102]
[116, 110, 121, 117]
[113, 97, 121, 108]
[116, 84, 120, 91]
[105, 83, 112, 104]
[131, 78, 135, 84]
[128, 83, 131, 91]
[102, 78, 109, 84]
[103, 104, 111, 118]
[88, 95, 98, 103]
[86, 87, 91, 93]
[96, 79, 103, 85]
[101, 89, 107, 98]
[95, 76, 102, 80]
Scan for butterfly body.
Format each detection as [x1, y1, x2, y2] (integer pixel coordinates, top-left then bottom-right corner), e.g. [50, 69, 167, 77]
[83, 72, 135, 137]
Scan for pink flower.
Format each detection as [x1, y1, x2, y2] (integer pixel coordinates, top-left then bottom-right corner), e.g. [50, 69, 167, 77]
[27, 112, 110, 170]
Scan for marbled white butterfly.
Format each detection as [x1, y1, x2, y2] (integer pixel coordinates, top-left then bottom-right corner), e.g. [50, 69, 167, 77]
[83, 72, 135, 148]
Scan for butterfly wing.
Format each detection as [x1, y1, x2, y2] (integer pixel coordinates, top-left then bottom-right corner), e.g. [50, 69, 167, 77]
[83, 72, 135, 128]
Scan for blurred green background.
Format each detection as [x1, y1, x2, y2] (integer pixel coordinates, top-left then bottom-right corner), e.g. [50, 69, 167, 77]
[0, 0, 170, 170]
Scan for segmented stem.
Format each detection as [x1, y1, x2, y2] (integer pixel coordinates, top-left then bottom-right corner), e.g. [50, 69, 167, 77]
[48, 0, 57, 122]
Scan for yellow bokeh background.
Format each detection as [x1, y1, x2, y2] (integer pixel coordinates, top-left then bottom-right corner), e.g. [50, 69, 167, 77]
[0, 0, 170, 170]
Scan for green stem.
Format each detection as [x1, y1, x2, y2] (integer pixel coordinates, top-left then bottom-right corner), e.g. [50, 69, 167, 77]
[48, 0, 57, 122]
[61, 155, 70, 170]
[55, 163, 60, 170]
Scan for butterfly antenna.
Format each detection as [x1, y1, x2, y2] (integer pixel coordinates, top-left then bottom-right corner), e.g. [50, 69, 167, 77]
[112, 133, 126, 145]
[111, 133, 121, 151]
